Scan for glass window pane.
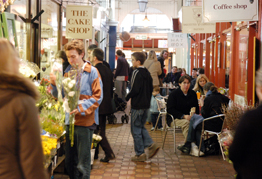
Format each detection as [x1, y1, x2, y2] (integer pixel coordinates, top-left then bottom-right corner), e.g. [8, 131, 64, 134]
[15, 20, 27, 60]
[10, 0, 27, 18]
[41, 0, 59, 78]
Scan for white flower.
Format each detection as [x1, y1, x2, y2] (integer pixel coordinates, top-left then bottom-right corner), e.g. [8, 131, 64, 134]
[97, 135, 102, 141]
[48, 103, 52, 109]
[68, 80, 76, 89]
[63, 99, 70, 113]
[68, 91, 75, 97]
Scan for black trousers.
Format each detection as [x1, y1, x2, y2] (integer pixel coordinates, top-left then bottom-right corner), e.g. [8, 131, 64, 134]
[95, 114, 114, 157]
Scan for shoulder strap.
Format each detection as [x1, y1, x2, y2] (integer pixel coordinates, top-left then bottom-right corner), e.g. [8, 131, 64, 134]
[147, 61, 154, 70]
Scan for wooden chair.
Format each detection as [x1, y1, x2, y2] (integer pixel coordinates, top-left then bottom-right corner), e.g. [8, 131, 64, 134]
[198, 114, 226, 160]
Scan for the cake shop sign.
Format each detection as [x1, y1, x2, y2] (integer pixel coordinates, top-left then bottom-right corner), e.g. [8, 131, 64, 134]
[66, 5, 93, 39]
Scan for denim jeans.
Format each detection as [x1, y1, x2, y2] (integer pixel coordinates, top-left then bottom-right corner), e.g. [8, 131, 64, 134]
[65, 125, 93, 179]
[151, 113, 162, 129]
[186, 117, 205, 152]
[131, 108, 153, 156]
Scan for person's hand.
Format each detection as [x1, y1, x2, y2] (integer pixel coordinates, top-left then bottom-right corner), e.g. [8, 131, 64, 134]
[70, 109, 79, 115]
[184, 115, 191, 121]
[199, 98, 204, 107]
[50, 72, 56, 86]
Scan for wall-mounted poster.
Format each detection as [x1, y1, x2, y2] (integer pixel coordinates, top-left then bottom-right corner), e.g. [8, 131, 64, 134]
[181, 6, 216, 33]
[1, 12, 18, 47]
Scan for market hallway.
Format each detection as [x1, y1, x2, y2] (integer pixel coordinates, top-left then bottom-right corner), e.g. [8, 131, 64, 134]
[54, 102, 235, 179]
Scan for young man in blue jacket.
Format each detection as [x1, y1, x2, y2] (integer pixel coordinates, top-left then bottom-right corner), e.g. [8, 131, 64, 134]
[126, 52, 160, 162]
[50, 40, 103, 179]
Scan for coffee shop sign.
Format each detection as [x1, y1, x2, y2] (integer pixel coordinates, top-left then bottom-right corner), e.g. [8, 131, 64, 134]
[203, 0, 258, 22]
[66, 5, 93, 39]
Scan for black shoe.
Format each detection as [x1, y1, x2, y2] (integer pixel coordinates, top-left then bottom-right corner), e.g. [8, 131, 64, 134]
[177, 145, 190, 154]
[100, 154, 115, 163]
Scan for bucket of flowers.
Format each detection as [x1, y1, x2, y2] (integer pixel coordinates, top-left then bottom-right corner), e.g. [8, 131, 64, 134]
[91, 134, 102, 165]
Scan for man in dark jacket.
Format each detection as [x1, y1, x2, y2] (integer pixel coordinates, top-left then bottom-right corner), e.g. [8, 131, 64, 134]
[90, 48, 115, 162]
[115, 50, 129, 101]
[126, 52, 160, 162]
[163, 66, 181, 86]
[87, 44, 110, 69]
[167, 75, 199, 140]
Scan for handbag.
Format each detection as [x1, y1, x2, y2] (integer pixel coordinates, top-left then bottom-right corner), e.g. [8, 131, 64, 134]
[204, 135, 220, 155]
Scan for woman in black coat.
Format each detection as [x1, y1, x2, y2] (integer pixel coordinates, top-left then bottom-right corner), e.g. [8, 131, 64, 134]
[229, 69, 262, 179]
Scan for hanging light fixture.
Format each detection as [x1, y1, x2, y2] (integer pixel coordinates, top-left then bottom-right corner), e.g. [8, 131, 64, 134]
[143, 10, 150, 22]
[138, 0, 148, 12]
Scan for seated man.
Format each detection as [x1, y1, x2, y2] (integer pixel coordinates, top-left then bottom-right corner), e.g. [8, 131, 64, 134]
[177, 82, 230, 155]
[163, 66, 181, 86]
[166, 75, 199, 140]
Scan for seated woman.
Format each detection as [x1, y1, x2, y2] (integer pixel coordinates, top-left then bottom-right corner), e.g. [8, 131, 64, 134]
[178, 82, 230, 155]
[167, 75, 199, 140]
[193, 74, 209, 95]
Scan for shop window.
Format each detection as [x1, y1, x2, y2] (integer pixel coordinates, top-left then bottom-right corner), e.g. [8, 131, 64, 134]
[225, 33, 231, 88]
[202, 42, 206, 68]
[15, 17, 27, 60]
[41, 0, 59, 77]
[10, 0, 27, 18]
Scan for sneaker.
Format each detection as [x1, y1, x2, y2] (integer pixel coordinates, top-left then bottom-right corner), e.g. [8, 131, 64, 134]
[151, 127, 155, 131]
[190, 146, 205, 157]
[158, 127, 164, 131]
[131, 153, 147, 162]
[148, 143, 160, 159]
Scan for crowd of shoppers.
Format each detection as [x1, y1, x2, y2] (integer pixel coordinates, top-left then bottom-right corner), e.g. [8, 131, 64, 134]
[1, 37, 256, 179]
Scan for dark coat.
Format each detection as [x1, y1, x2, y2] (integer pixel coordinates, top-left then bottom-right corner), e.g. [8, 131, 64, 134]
[163, 72, 181, 86]
[126, 67, 153, 109]
[201, 91, 230, 132]
[167, 87, 199, 123]
[103, 60, 111, 69]
[229, 104, 262, 179]
[95, 63, 114, 115]
[157, 56, 165, 79]
[114, 56, 129, 79]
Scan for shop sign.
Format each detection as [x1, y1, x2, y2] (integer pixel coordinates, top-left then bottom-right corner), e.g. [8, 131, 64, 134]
[203, 0, 258, 22]
[181, 6, 216, 33]
[135, 35, 147, 40]
[66, 5, 93, 39]
[168, 33, 187, 49]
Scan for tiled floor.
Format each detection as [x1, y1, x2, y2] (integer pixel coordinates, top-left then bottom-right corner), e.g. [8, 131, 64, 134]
[54, 104, 235, 179]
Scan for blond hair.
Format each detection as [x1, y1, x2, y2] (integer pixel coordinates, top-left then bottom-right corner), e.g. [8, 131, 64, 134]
[147, 50, 157, 61]
[0, 38, 17, 72]
[193, 74, 209, 92]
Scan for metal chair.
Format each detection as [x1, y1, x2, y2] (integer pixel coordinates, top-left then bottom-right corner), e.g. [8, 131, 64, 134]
[198, 114, 226, 160]
[154, 97, 176, 153]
